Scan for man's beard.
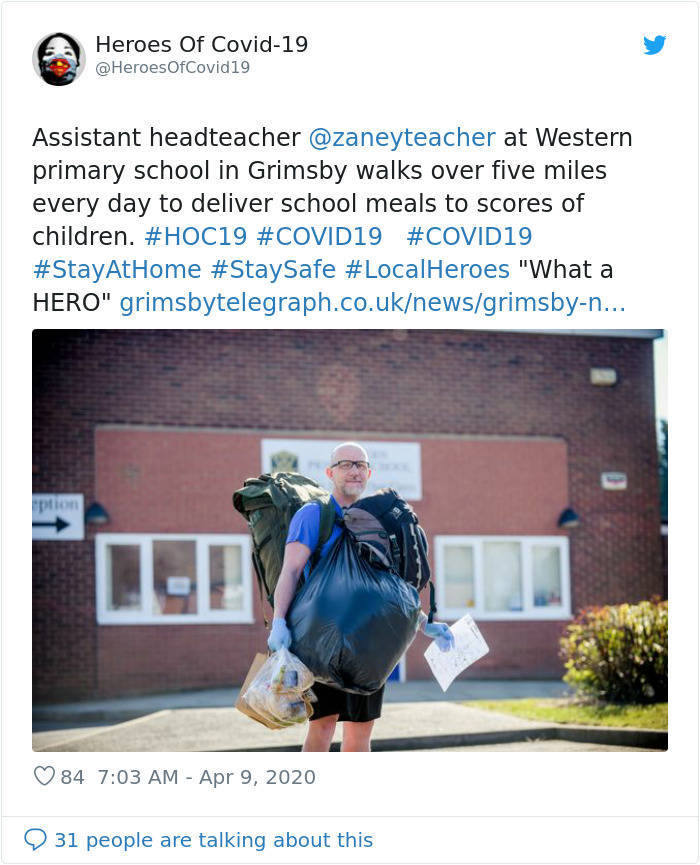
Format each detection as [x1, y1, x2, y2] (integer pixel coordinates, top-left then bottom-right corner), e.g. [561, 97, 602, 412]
[340, 479, 365, 500]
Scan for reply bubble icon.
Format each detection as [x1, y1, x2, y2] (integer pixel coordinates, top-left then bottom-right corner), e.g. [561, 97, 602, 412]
[24, 828, 47, 851]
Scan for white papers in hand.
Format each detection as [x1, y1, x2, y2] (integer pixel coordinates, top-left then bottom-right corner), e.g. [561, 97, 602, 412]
[424, 613, 489, 692]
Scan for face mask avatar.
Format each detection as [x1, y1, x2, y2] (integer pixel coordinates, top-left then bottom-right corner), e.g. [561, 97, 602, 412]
[43, 53, 77, 80]
[39, 37, 79, 85]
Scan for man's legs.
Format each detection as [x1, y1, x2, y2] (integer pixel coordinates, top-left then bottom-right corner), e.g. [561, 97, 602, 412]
[303, 714, 339, 752]
[340, 720, 375, 752]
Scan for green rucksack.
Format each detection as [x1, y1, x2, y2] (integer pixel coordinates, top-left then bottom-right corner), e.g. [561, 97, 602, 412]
[233, 472, 338, 620]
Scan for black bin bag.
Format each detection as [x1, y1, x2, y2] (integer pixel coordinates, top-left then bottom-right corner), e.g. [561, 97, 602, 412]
[288, 530, 421, 694]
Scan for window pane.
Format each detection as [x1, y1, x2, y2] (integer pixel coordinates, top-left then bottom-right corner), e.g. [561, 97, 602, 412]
[533, 546, 563, 607]
[484, 541, 522, 611]
[209, 545, 244, 611]
[444, 545, 475, 608]
[152, 540, 197, 615]
[106, 544, 141, 611]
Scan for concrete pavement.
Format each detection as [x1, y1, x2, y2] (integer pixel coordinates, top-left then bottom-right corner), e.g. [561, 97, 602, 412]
[33, 700, 547, 752]
[33, 679, 571, 726]
[32, 680, 666, 753]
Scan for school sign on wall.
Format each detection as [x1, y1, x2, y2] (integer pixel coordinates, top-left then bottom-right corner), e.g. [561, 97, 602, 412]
[261, 439, 422, 500]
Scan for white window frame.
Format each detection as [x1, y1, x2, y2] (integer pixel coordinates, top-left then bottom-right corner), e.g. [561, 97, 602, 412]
[434, 535, 571, 621]
[96, 533, 253, 624]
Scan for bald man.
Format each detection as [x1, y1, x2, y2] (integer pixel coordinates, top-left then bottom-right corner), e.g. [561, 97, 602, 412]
[269, 442, 453, 752]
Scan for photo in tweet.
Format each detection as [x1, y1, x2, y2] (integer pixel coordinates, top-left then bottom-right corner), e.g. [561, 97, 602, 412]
[32, 329, 667, 755]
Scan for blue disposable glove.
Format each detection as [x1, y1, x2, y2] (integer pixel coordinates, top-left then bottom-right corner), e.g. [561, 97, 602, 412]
[423, 620, 455, 653]
[267, 617, 292, 652]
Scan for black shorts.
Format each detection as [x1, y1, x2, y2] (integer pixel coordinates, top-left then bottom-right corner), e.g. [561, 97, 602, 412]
[309, 682, 385, 723]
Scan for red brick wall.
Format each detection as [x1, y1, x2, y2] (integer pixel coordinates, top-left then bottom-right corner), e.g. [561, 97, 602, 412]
[33, 330, 663, 700]
[95, 430, 567, 535]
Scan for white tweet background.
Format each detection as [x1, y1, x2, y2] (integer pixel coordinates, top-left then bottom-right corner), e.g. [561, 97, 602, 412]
[2, 2, 698, 863]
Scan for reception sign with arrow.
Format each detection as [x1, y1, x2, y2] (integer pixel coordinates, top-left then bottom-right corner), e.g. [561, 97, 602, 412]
[32, 494, 84, 540]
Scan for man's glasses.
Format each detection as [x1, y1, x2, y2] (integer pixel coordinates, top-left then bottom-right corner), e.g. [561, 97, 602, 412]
[330, 460, 370, 472]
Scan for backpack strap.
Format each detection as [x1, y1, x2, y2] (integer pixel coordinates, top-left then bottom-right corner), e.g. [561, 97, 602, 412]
[318, 497, 338, 544]
[250, 548, 271, 628]
[427, 579, 437, 624]
[388, 533, 401, 567]
[307, 498, 341, 571]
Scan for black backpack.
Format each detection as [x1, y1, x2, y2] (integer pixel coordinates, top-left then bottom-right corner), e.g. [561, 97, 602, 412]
[346, 488, 437, 622]
[233, 473, 338, 619]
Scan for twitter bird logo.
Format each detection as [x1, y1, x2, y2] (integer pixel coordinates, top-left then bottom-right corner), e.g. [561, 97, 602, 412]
[644, 35, 666, 55]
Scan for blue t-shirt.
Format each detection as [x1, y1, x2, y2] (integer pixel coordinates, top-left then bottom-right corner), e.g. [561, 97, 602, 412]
[286, 497, 344, 574]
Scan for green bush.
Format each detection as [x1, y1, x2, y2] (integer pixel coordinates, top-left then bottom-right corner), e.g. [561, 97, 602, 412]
[560, 599, 667, 704]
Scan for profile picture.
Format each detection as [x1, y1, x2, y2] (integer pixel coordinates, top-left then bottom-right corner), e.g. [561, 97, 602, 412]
[34, 32, 84, 86]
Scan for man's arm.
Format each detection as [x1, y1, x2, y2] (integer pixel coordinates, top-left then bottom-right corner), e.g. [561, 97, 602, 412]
[267, 541, 313, 652]
[272, 541, 312, 619]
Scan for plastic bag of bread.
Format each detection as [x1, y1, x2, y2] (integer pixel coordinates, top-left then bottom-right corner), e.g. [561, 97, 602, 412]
[240, 648, 316, 729]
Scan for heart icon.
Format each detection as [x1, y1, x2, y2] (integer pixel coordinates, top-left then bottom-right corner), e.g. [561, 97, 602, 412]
[34, 765, 55, 786]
